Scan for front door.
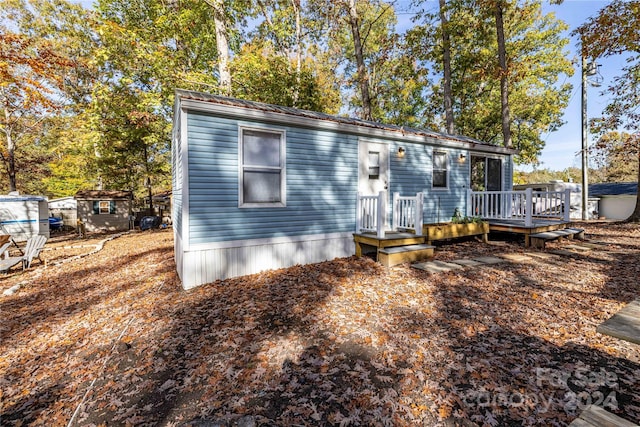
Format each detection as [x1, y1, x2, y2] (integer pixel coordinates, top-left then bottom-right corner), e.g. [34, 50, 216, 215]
[358, 141, 389, 195]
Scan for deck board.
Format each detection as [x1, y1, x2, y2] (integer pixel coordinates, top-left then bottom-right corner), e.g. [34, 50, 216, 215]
[597, 300, 640, 345]
[569, 404, 638, 427]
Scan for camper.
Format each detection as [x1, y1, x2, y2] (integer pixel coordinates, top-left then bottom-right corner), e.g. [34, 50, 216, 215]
[0, 194, 49, 241]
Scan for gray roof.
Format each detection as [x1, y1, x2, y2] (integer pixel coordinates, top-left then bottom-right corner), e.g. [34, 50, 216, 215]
[589, 182, 638, 196]
[75, 190, 133, 200]
[176, 89, 516, 153]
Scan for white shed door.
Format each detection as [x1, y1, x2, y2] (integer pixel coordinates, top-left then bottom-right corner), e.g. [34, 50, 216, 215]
[358, 141, 389, 195]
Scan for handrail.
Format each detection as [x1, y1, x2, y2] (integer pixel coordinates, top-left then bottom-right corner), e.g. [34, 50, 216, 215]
[467, 188, 571, 226]
[357, 191, 387, 238]
[393, 192, 423, 236]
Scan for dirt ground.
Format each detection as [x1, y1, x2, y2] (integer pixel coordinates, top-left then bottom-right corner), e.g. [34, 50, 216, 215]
[0, 222, 639, 426]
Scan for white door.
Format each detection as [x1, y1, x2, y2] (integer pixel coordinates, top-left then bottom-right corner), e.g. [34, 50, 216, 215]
[358, 141, 389, 195]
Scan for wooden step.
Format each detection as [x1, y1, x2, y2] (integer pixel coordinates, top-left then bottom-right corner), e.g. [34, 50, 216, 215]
[529, 228, 585, 249]
[378, 244, 434, 267]
[569, 404, 638, 427]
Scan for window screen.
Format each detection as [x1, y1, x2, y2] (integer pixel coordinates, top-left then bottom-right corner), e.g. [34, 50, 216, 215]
[240, 129, 285, 206]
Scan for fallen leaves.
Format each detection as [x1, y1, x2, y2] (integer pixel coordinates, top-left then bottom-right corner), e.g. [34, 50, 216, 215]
[0, 223, 639, 426]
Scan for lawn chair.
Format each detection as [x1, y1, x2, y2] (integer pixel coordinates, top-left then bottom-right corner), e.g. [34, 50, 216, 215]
[0, 239, 11, 259]
[0, 234, 47, 273]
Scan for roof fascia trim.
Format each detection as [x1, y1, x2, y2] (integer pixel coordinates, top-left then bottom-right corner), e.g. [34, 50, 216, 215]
[178, 97, 516, 156]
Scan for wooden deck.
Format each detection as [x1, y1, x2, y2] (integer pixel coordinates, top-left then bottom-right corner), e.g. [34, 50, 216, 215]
[353, 231, 425, 256]
[569, 404, 639, 427]
[486, 219, 572, 247]
[352, 231, 435, 266]
[597, 299, 640, 345]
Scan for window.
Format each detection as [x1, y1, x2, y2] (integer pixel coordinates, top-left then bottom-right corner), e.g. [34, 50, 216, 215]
[239, 128, 286, 207]
[368, 151, 380, 179]
[93, 200, 116, 214]
[433, 151, 448, 188]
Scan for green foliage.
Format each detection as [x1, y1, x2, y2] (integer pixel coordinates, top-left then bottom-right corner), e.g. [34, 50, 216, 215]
[410, 0, 573, 164]
[590, 132, 639, 183]
[231, 42, 340, 113]
[513, 167, 582, 185]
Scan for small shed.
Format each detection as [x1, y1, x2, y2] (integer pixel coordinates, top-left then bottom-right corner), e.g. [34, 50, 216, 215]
[75, 190, 133, 232]
[0, 194, 49, 241]
[48, 196, 78, 229]
[590, 182, 638, 220]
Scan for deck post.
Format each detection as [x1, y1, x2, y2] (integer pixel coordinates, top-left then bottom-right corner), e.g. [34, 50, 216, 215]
[564, 189, 571, 222]
[466, 189, 472, 217]
[415, 192, 423, 236]
[525, 188, 533, 227]
[377, 190, 386, 239]
[392, 192, 399, 231]
[356, 192, 363, 233]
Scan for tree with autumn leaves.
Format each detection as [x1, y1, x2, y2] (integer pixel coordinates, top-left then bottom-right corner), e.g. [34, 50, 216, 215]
[0, 26, 73, 192]
[1, 0, 637, 208]
[577, 0, 640, 222]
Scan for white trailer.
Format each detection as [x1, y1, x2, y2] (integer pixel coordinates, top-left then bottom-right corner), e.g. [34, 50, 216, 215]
[0, 194, 50, 241]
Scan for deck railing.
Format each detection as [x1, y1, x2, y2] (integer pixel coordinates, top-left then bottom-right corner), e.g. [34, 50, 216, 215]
[357, 191, 387, 238]
[393, 192, 423, 236]
[357, 191, 424, 237]
[467, 188, 571, 227]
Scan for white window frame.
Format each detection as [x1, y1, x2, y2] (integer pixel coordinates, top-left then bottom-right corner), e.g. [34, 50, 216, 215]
[238, 126, 286, 208]
[432, 150, 449, 190]
[99, 200, 110, 214]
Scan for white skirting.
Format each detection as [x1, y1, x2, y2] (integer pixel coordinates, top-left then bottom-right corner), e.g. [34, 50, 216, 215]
[178, 233, 355, 289]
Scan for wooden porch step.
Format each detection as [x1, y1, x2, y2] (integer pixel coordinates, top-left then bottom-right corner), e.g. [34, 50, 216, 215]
[529, 228, 585, 249]
[378, 244, 434, 267]
[569, 404, 638, 427]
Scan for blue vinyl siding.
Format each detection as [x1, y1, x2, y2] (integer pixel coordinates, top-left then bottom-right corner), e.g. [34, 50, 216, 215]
[171, 107, 183, 240]
[186, 112, 358, 244]
[504, 155, 513, 191]
[390, 142, 471, 224]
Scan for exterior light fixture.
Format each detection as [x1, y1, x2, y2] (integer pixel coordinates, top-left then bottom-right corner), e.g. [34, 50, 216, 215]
[398, 146, 406, 157]
[459, 153, 467, 162]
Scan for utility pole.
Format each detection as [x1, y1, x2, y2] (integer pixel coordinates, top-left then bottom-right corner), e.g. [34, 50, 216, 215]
[581, 54, 600, 220]
[581, 54, 589, 221]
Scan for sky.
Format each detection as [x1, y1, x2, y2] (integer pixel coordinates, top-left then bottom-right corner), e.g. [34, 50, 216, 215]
[72, 0, 621, 172]
[395, 0, 624, 173]
[532, 1, 627, 172]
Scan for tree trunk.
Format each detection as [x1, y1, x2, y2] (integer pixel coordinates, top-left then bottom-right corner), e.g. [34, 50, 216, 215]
[292, 0, 302, 106]
[3, 108, 17, 192]
[348, 0, 373, 121]
[495, 1, 512, 148]
[206, 0, 232, 96]
[627, 148, 640, 222]
[439, 0, 455, 135]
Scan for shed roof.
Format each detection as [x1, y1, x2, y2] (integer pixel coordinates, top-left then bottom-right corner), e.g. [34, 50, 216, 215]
[589, 182, 638, 196]
[175, 89, 518, 155]
[75, 190, 133, 200]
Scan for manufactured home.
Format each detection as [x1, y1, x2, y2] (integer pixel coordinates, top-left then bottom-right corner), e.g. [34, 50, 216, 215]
[172, 90, 517, 288]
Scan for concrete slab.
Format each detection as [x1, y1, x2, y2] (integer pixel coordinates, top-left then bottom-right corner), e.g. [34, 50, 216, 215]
[450, 259, 484, 267]
[412, 260, 464, 273]
[497, 253, 532, 262]
[549, 249, 580, 257]
[578, 242, 608, 249]
[472, 256, 505, 265]
[524, 251, 558, 260]
[564, 244, 592, 252]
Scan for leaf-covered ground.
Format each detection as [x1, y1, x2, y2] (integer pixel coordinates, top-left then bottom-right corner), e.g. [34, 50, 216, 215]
[1, 223, 639, 426]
